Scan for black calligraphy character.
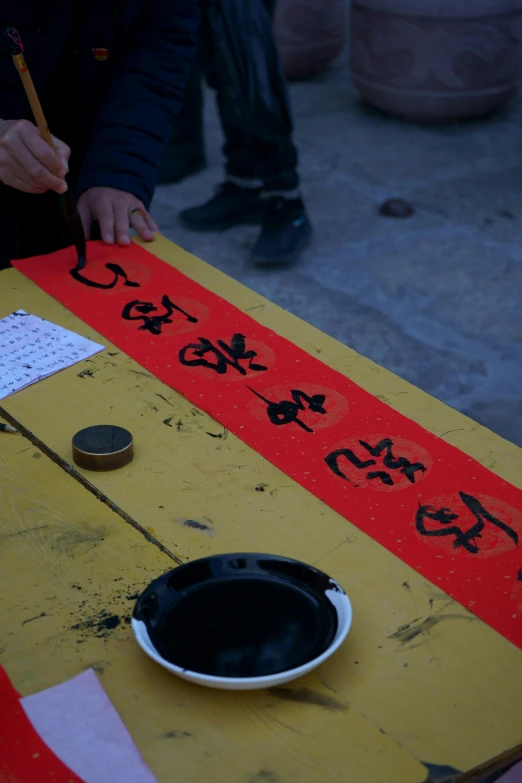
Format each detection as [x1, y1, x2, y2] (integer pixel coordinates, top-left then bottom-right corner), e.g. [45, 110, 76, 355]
[70, 262, 141, 289]
[179, 333, 268, 376]
[248, 387, 326, 432]
[121, 295, 197, 336]
[359, 438, 426, 484]
[416, 491, 519, 554]
[325, 438, 426, 486]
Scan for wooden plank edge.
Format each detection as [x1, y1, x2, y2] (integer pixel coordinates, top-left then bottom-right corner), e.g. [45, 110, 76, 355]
[456, 744, 522, 783]
[0, 406, 182, 565]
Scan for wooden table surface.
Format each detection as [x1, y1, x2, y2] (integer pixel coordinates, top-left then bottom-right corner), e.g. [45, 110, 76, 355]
[0, 425, 427, 783]
[1, 236, 522, 782]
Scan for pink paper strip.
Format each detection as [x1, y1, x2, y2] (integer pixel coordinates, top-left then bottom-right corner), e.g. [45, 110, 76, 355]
[499, 761, 522, 782]
[21, 669, 157, 783]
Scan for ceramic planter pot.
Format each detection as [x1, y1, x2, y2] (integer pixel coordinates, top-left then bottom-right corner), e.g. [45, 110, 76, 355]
[350, 0, 522, 121]
[274, 0, 347, 80]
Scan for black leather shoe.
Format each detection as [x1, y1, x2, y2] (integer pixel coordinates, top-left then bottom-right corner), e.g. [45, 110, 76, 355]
[179, 183, 264, 231]
[251, 197, 312, 266]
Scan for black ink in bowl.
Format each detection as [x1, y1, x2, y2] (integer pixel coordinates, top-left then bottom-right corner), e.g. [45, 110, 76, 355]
[133, 554, 343, 679]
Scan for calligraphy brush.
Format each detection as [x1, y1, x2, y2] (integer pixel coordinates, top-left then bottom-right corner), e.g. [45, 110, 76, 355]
[4, 27, 86, 271]
[0, 423, 18, 433]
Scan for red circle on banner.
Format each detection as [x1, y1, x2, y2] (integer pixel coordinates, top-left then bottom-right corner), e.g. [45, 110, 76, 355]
[246, 382, 349, 433]
[324, 434, 432, 492]
[414, 491, 522, 559]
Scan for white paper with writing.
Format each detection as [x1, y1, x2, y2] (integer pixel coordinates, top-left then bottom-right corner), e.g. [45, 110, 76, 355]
[0, 310, 104, 400]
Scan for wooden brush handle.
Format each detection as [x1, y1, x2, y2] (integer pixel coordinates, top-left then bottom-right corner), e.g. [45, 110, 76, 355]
[11, 51, 56, 150]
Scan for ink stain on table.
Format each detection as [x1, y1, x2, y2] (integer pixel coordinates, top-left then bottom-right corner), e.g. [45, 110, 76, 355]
[161, 730, 192, 740]
[206, 428, 228, 440]
[69, 578, 148, 640]
[161, 414, 182, 429]
[174, 517, 214, 536]
[0, 524, 49, 543]
[77, 368, 97, 379]
[183, 519, 211, 532]
[22, 611, 47, 626]
[248, 771, 280, 783]
[72, 611, 121, 638]
[269, 686, 348, 713]
[155, 393, 174, 406]
[52, 524, 108, 558]
[255, 483, 268, 492]
[389, 613, 477, 646]
[185, 519, 206, 530]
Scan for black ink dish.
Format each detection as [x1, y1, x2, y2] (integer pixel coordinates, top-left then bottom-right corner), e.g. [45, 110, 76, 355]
[132, 553, 352, 690]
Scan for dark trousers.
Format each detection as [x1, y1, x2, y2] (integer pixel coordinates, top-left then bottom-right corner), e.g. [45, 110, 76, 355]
[169, 0, 299, 192]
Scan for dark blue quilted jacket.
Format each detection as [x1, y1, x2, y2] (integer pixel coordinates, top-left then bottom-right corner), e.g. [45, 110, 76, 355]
[0, 0, 200, 206]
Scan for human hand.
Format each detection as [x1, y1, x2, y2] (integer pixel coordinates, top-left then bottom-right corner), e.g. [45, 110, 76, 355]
[78, 187, 159, 246]
[0, 119, 70, 194]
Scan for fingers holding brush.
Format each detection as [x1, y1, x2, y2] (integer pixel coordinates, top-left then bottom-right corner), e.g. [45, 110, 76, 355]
[50, 134, 71, 173]
[0, 161, 47, 194]
[0, 118, 70, 194]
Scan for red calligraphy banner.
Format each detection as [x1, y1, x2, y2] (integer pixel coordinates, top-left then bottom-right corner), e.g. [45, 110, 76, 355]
[13, 242, 522, 649]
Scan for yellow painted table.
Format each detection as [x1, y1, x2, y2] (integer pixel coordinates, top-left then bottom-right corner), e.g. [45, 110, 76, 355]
[0, 428, 426, 783]
[1, 236, 522, 781]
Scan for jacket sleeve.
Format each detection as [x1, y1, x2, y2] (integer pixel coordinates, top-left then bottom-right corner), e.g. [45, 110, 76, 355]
[76, 0, 200, 207]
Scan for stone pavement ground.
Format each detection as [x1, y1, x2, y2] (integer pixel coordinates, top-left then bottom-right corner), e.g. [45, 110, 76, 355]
[151, 54, 522, 448]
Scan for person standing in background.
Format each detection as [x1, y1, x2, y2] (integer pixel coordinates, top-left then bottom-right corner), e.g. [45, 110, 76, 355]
[162, 0, 312, 268]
